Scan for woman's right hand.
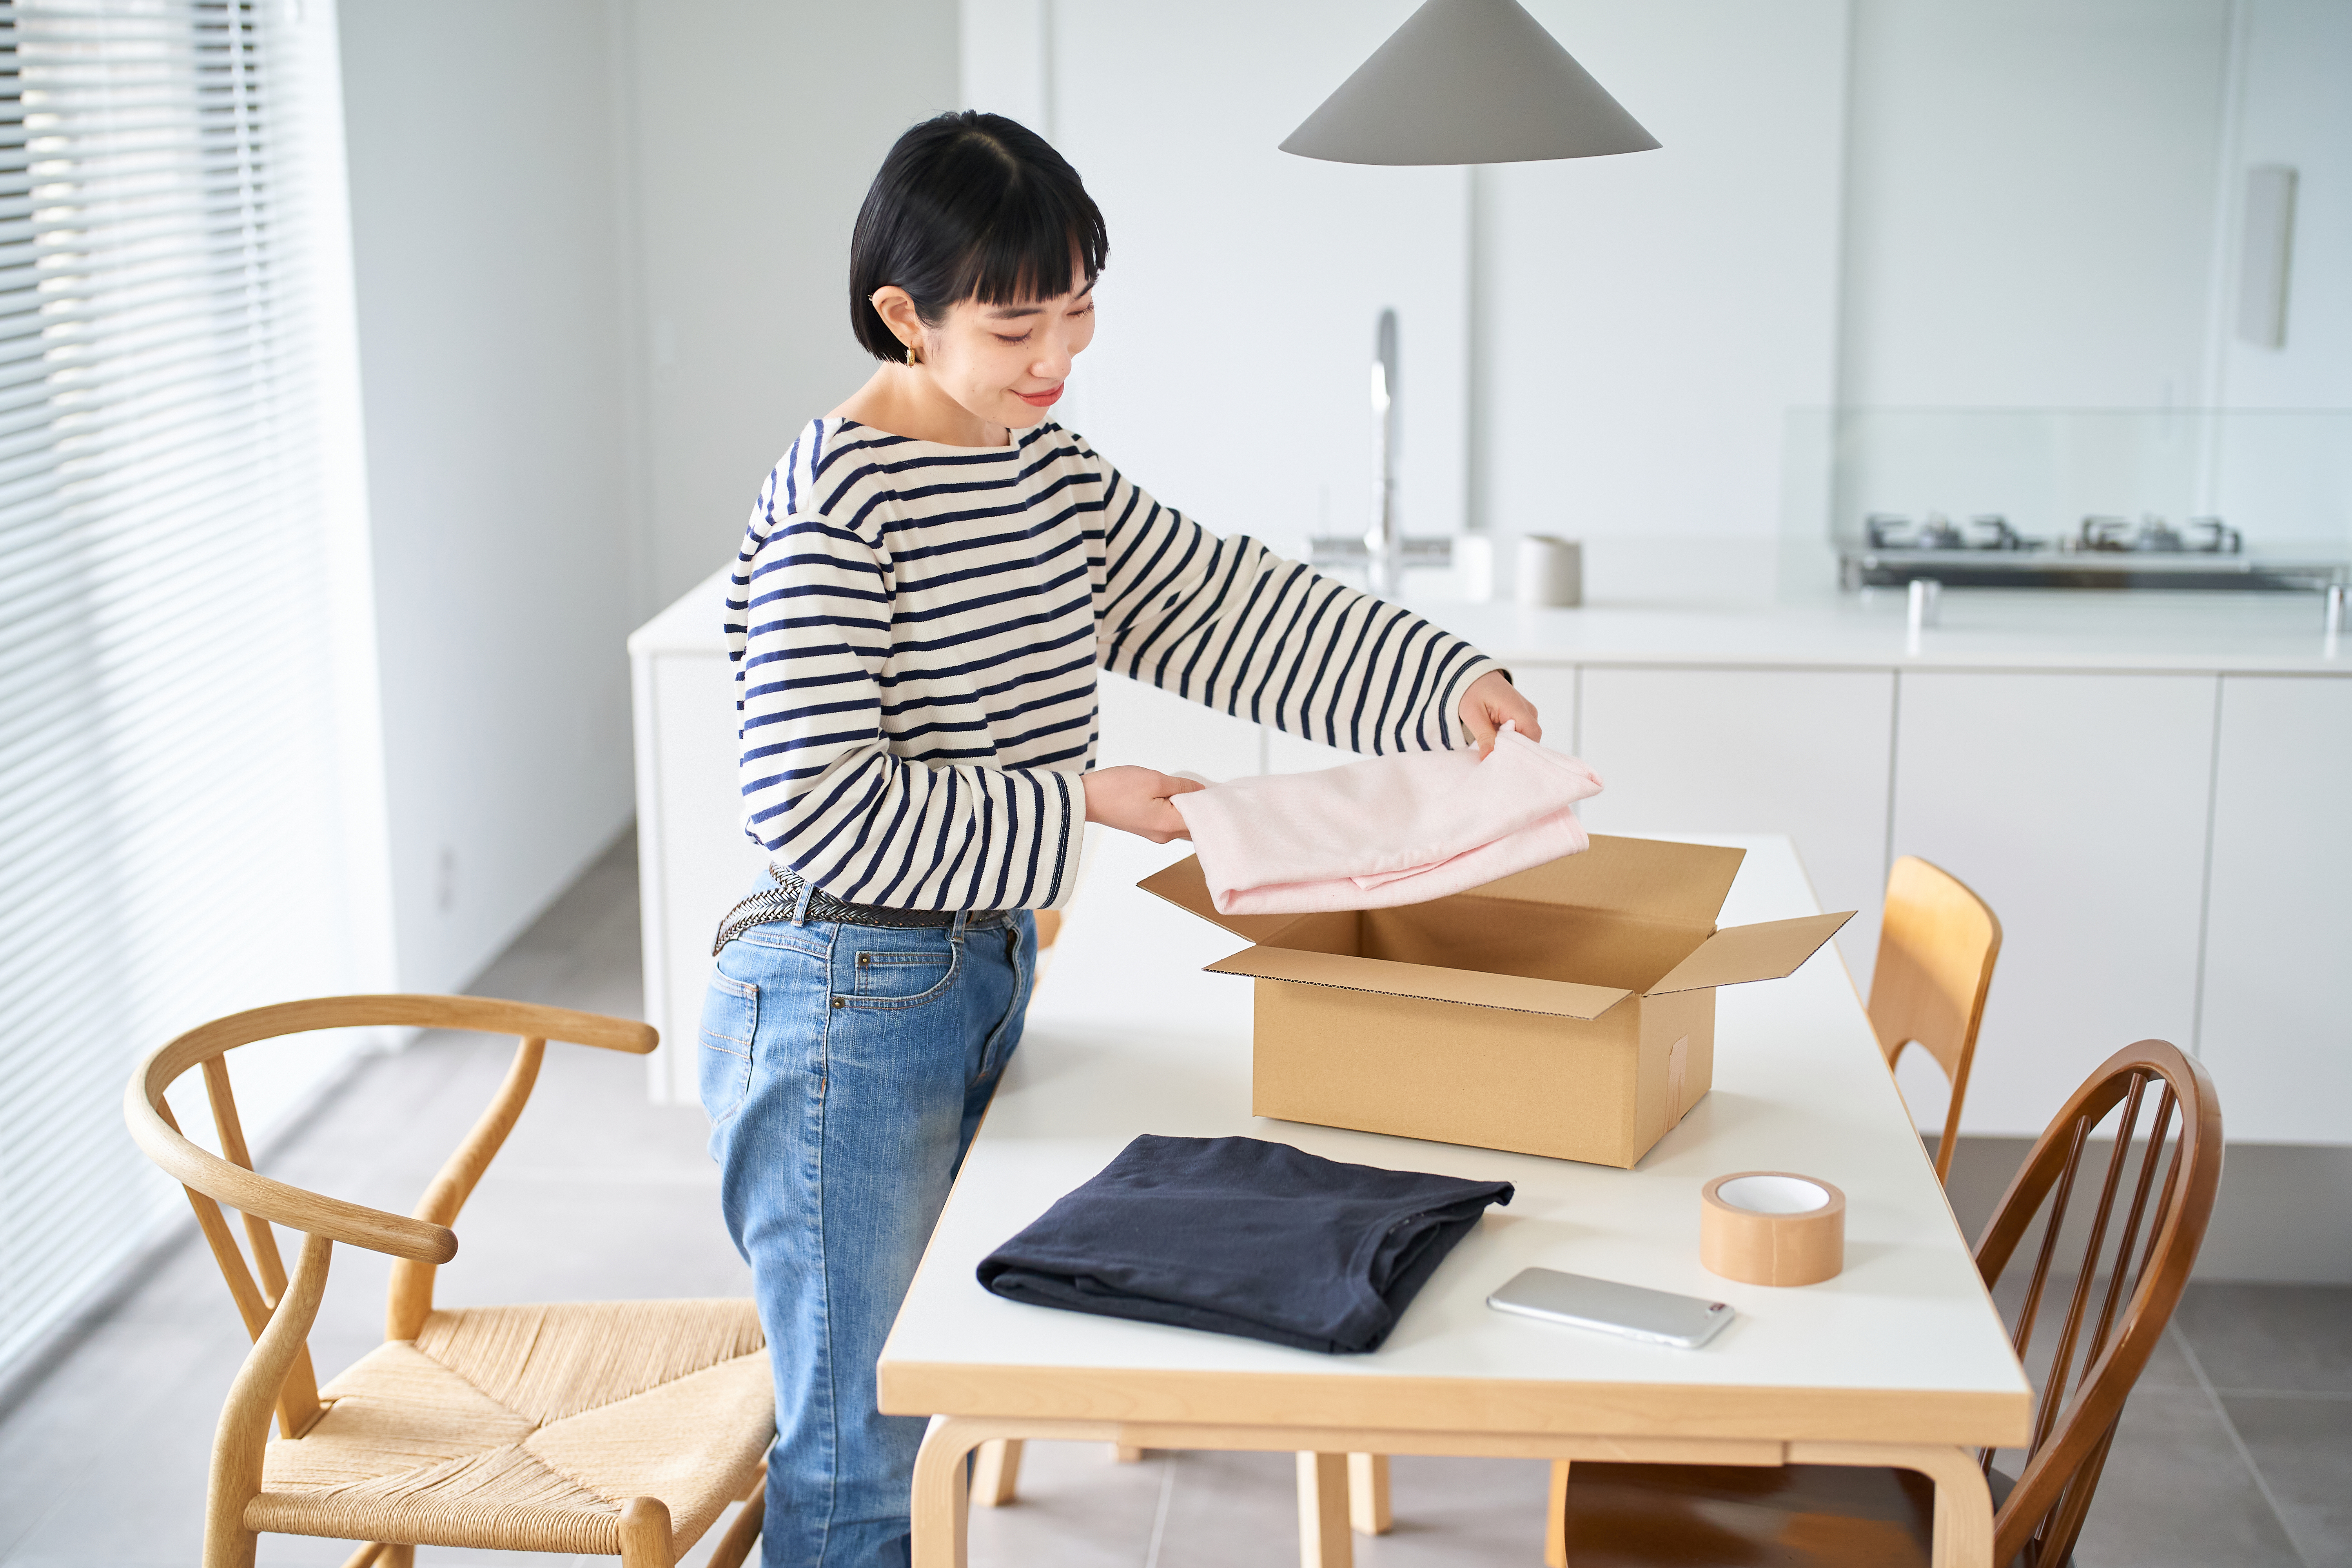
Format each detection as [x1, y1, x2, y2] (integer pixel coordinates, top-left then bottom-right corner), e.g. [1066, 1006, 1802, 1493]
[1082, 766, 1204, 844]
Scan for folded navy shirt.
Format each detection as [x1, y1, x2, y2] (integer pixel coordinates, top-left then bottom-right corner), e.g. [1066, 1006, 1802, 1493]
[976, 1134, 1514, 1354]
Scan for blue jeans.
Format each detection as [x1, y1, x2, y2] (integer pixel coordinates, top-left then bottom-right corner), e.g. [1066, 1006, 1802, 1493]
[700, 897, 1034, 1568]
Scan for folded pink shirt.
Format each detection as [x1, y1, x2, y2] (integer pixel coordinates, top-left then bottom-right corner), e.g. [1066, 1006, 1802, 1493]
[1171, 724, 1604, 916]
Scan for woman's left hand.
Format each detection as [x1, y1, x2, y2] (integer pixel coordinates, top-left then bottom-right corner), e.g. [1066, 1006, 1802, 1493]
[1459, 669, 1541, 755]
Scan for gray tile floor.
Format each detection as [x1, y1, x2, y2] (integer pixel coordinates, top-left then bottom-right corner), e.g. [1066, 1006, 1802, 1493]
[1, 829, 2343, 1567]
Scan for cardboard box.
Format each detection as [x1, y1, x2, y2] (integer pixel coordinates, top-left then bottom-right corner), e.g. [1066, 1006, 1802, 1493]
[1140, 835, 1853, 1169]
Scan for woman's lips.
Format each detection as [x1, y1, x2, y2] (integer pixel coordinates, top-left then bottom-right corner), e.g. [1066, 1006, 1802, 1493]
[1014, 384, 1064, 408]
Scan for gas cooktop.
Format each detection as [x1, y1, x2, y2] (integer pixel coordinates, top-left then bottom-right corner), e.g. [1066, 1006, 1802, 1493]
[1840, 513, 2347, 592]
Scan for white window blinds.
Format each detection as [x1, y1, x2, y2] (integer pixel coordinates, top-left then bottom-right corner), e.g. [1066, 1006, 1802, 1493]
[0, 0, 381, 1373]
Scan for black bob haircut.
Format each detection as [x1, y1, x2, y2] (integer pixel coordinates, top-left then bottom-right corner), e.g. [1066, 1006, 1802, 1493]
[849, 111, 1109, 362]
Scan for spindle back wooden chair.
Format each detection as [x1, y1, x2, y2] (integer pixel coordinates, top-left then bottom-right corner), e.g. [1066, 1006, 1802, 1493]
[123, 995, 776, 1568]
[1869, 855, 2004, 1181]
[1546, 1037, 2223, 1568]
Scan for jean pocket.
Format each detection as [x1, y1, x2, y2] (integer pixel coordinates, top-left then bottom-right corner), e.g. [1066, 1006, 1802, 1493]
[697, 969, 758, 1122]
[844, 944, 960, 1009]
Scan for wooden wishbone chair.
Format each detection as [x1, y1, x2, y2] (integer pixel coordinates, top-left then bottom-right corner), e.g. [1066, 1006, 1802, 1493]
[1869, 855, 2004, 1182]
[1546, 1038, 2223, 1568]
[122, 995, 775, 1568]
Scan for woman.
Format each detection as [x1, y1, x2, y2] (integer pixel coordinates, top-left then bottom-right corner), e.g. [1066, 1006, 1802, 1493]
[704, 110, 1539, 1566]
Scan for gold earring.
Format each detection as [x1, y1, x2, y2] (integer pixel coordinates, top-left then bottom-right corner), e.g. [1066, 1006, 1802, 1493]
[904, 338, 918, 367]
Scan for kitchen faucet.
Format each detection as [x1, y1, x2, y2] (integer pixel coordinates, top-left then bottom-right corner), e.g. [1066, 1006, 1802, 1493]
[1312, 307, 1451, 596]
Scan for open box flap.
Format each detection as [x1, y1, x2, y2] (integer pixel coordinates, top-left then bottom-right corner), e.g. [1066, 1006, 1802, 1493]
[1465, 834, 1747, 925]
[1135, 855, 1311, 944]
[1643, 911, 1856, 996]
[1205, 945, 1633, 1021]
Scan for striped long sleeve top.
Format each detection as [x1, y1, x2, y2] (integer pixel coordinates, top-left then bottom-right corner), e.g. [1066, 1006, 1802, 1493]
[724, 417, 1502, 911]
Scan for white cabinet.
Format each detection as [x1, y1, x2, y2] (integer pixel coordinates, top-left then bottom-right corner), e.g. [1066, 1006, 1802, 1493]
[632, 577, 2351, 1142]
[633, 659, 1268, 1100]
[1506, 664, 1578, 757]
[2198, 676, 2352, 1145]
[1264, 661, 1577, 772]
[1576, 666, 1896, 988]
[1889, 672, 2220, 1137]
[1093, 673, 1265, 779]
[630, 639, 768, 1103]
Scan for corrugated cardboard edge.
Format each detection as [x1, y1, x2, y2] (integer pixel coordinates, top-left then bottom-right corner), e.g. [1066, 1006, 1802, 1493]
[1136, 835, 1751, 934]
[1645, 912, 1856, 996]
[1134, 855, 1308, 944]
[1468, 834, 1746, 924]
[1205, 945, 1632, 1021]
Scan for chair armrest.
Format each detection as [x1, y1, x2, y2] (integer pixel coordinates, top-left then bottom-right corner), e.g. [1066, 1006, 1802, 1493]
[125, 1072, 456, 1262]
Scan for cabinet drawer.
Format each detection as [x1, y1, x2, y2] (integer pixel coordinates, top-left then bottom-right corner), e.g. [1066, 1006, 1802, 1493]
[2198, 676, 2352, 1144]
[1891, 671, 2218, 1136]
[1577, 666, 1896, 987]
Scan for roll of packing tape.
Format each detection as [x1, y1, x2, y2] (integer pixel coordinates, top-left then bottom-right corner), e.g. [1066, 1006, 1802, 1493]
[1700, 1171, 1846, 1287]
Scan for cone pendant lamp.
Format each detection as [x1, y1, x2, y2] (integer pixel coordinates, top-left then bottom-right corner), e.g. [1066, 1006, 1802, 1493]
[1281, 0, 1658, 166]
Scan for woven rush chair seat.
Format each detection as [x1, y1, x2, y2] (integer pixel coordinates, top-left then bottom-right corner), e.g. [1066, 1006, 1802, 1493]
[123, 995, 778, 1568]
[248, 1300, 770, 1555]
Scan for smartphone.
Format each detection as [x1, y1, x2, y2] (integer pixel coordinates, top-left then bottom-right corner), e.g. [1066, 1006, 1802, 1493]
[1486, 1267, 1736, 1349]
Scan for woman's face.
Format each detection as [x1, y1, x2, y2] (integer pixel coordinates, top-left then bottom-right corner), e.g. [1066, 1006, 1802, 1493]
[881, 275, 1097, 431]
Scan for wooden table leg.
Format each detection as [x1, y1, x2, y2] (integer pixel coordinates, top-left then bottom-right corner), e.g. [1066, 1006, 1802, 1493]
[1923, 1448, 1995, 1568]
[1788, 1442, 1993, 1568]
[907, 1422, 1993, 1568]
[910, 1417, 1124, 1568]
[1347, 1453, 1390, 1536]
[1296, 1452, 1352, 1568]
[972, 1439, 1024, 1507]
[911, 1417, 981, 1568]
[1545, 1459, 1571, 1568]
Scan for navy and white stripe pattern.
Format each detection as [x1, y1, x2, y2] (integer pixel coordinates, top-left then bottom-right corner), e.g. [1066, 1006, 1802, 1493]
[725, 417, 1501, 911]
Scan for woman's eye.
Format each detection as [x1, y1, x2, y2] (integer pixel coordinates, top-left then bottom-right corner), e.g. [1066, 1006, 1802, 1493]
[994, 332, 1032, 345]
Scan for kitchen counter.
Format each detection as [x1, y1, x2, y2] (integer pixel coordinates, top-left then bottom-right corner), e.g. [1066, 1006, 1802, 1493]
[629, 567, 2347, 674]
[630, 566, 2350, 1155]
[1439, 591, 2346, 673]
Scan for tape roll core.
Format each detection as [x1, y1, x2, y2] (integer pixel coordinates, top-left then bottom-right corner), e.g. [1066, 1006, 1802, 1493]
[1700, 1170, 1846, 1287]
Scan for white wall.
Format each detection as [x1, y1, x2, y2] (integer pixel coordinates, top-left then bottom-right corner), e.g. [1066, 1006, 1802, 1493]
[1838, 0, 2235, 410]
[964, 1, 1851, 606]
[1002, 0, 1470, 569]
[1476, 0, 1849, 569]
[624, 0, 964, 605]
[2196, 0, 2352, 552]
[341, 0, 646, 994]
[334, 0, 2343, 1002]
[1009, 0, 2335, 597]
[2205, 0, 2352, 410]
[1829, 0, 2351, 556]
[338, 0, 963, 998]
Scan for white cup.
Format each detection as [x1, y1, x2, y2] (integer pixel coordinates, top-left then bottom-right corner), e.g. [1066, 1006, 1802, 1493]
[1516, 535, 1583, 608]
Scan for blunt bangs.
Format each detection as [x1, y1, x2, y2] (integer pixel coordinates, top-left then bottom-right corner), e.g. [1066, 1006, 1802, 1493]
[849, 111, 1109, 361]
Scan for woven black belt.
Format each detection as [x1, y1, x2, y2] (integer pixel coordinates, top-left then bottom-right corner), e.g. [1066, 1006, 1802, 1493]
[713, 866, 1005, 955]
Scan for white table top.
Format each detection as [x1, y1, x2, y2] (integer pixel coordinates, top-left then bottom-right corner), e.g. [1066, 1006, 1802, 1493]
[633, 564, 2346, 676]
[878, 831, 2033, 1449]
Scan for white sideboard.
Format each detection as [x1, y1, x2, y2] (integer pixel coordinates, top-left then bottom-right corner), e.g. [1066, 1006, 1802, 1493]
[632, 572, 2348, 1145]
[1887, 671, 2223, 1134]
[2198, 676, 2352, 1145]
